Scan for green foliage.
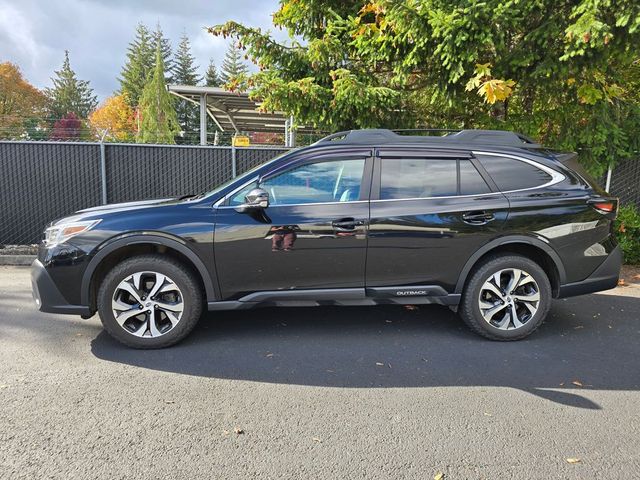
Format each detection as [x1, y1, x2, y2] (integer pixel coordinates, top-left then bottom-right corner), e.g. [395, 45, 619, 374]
[209, 0, 640, 172]
[219, 41, 249, 87]
[205, 59, 222, 87]
[119, 23, 155, 108]
[172, 33, 202, 142]
[45, 51, 97, 120]
[119, 23, 173, 108]
[137, 46, 180, 144]
[615, 204, 640, 265]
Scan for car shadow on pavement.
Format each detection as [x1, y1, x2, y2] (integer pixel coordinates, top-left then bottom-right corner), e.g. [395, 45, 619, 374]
[91, 293, 640, 410]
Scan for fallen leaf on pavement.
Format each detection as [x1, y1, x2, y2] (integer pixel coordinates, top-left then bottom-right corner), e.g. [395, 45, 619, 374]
[164, 400, 175, 404]
[312, 437, 322, 442]
[434, 473, 445, 480]
[618, 279, 626, 286]
[572, 380, 583, 387]
[234, 428, 244, 434]
[566, 458, 581, 464]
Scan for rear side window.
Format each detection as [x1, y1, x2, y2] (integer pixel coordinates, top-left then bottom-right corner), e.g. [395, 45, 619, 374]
[476, 154, 551, 191]
[379, 158, 491, 199]
[380, 158, 457, 199]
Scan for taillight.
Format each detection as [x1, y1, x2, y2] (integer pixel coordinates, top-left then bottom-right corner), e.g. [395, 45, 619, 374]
[588, 197, 618, 216]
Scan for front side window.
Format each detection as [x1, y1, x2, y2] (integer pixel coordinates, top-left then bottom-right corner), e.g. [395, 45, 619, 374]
[476, 154, 552, 191]
[231, 158, 365, 206]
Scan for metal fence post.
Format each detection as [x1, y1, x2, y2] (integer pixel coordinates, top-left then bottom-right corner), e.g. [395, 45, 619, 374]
[231, 144, 237, 178]
[605, 163, 613, 193]
[99, 141, 108, 205]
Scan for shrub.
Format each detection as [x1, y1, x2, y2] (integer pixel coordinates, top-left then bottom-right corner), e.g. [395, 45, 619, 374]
[615, 204, 640, 265]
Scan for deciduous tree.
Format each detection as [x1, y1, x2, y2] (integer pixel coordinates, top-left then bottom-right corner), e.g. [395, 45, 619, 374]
[0, 62, 47, 139]
[89, 94, 137, 142]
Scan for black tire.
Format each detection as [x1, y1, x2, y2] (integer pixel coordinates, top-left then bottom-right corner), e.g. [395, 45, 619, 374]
[97, 254, 203, 349]
[459, 254, 552, 341]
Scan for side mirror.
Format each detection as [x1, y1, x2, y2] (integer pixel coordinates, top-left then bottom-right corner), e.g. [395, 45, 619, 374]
[236, 188, 269, 213]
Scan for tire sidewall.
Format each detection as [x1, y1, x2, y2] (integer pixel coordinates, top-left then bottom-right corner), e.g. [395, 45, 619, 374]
[463, 255, 552, 340]
[98, 256, 202, 348]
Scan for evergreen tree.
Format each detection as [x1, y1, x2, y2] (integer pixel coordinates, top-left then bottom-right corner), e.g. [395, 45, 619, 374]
[154, 22, 174, 84]
[46, 51, 97, 120]
[119, 23, 155, 108]
[205, 59, 222, 87]
[220, 41, 249, 85]
[137, 45, 180, 144]
[172, 33, 202, 143]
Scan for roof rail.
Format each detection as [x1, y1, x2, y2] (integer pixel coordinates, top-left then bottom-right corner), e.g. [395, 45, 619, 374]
[314, 128, 541, 148]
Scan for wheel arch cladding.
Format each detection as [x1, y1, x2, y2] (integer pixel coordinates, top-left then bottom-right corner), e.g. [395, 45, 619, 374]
[454, 236, 565, 297]
[81, 234, 217, 310]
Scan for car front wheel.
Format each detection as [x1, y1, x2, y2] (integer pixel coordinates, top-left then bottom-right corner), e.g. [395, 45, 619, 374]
[97, 255, 203, 348]
[459, 254, 552, 341]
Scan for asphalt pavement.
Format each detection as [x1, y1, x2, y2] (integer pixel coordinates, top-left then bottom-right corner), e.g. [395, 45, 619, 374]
[1, 266, 639, 479]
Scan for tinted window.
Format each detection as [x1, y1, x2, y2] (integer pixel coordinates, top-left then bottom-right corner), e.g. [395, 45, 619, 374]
[459, 160, 491, 195]
[380, 158, 457, 199]
[232, 159, 365, 206]
[477, 154, 551, 191]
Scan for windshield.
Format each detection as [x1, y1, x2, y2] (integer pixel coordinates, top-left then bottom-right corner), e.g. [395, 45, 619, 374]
[201, 149, 296, 199]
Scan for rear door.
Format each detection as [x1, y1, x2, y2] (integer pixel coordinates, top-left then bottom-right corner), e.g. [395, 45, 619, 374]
[366, 148, 510, 292]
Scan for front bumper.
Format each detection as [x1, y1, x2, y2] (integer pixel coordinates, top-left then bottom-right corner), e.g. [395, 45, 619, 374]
[557, 245, 622, 298]
[31, 259, 91, 316]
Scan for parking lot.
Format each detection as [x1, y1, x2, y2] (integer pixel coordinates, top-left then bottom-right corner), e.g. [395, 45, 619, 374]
[1, 265, 639, 479]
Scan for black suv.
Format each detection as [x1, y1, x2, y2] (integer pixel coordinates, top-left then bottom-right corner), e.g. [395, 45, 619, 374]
[32, 129, 622, 348]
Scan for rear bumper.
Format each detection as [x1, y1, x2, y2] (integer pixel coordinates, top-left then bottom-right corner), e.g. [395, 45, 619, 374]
[31, 259, 91, 316]
[557, 245, 622, 298]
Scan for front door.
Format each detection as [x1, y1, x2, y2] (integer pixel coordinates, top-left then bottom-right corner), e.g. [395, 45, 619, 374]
[214, 151, 372, 300]
[366, 149, 510, 293]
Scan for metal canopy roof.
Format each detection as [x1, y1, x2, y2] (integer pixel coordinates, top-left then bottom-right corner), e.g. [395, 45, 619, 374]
[167, 85, 292, 134]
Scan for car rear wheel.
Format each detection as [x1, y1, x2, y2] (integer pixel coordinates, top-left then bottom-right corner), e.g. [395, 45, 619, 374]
[97, 255, 203, 349]
[459, 254, 551, 341]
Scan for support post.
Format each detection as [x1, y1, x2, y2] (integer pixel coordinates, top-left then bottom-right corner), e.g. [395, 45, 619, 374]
[199, 93, 207, 146]
[231, 144, 237, 178]
[288, 115, 296, 147]
[284, 118, 290, 147]
[99, 141, 108, 205]
[605, 163, 613, 192]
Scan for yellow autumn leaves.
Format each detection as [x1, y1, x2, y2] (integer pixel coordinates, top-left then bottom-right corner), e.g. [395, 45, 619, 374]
[465, 63, 516, 104]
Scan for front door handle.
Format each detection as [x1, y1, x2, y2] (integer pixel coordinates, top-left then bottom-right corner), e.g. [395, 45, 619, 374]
[332, 218, 363, 231]
[462, 211, 495, 225]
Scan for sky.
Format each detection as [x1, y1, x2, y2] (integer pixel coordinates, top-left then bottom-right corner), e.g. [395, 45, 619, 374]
[0, 0, 284, 101]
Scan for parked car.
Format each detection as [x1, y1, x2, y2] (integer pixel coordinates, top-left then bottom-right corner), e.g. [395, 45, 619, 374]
[31, 129, 621, 348]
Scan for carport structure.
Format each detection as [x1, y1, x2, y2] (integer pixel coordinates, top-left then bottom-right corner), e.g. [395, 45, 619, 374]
[167, 85, 297, 146]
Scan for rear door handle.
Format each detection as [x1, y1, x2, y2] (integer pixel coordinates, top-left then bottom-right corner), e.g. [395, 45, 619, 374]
[462, 211, 495, 225]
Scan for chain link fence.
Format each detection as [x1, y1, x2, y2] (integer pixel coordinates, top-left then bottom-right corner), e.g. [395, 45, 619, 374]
[1, 140, 638, 245]
[0, 141, 289, 245]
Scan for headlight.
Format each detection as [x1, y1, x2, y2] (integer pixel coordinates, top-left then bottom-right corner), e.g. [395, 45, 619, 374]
[44, 220, 101, 247]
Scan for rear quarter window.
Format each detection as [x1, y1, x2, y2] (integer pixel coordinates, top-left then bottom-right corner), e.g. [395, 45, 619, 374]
[476, 154, 552, 191]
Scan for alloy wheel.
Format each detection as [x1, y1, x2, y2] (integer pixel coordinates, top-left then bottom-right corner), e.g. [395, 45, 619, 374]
[111, 271, 184, 337]
[478, 268, 540, 330]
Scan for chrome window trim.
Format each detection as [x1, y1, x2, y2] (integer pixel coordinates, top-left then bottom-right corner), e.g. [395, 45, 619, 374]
[217, 200, 369, 209]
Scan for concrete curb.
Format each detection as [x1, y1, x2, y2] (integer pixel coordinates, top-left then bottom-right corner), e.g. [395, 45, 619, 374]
[0, 255, 36, 266]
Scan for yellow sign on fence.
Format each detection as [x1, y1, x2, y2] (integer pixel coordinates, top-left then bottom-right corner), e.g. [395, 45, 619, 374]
[232, 135, 250, 147]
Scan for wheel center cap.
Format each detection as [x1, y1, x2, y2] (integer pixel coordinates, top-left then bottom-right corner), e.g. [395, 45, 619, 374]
[145, 302, 152, 307]
[507, 296, 513, 303]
